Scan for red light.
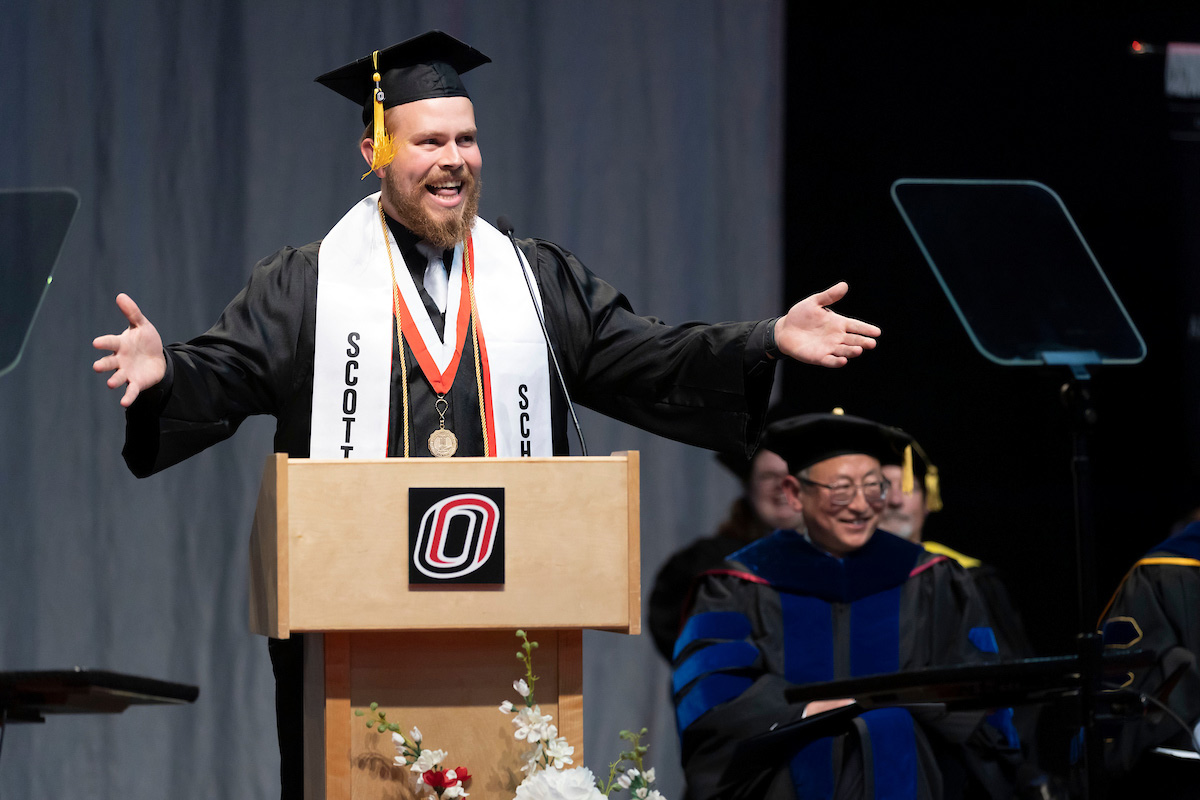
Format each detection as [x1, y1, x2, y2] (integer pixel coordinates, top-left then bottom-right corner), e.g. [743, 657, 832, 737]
[1131, 40, 1143, 52]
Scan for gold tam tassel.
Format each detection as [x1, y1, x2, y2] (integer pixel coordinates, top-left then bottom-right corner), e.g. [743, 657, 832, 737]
[924, 465, 943, 512]
[901, 444, 914, 494]
[361, 51, 396, 179]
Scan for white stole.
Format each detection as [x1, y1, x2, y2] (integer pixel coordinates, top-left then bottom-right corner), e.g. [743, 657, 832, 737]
[311, 193, 553, 458]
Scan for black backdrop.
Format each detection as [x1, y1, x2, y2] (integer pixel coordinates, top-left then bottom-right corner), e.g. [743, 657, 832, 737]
[782, 8, 1200, 653]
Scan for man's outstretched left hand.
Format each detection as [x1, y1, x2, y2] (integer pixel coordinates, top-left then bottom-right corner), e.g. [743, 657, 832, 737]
[774, 282, 879, 368]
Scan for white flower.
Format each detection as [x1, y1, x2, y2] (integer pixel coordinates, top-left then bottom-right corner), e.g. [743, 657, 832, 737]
[514, 678, 531, 697]
[635, 789, 649, 799]
[645, 792, 665, 800]
[410, 748, 447, 774]
[514, 767, 606, 800]
[500, 700, 514, 713]
[544, 735, 575, 769]
[512, 705, 554, 742]
[617, 774, 632, 789]
[443, 787, 468, 799]
[644, 768, 656, 784]
[391, 732, 409, 758]
[410, 726, 422, 743]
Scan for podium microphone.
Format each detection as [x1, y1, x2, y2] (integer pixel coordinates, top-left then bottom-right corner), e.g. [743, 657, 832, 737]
[496, 216, 588, 456]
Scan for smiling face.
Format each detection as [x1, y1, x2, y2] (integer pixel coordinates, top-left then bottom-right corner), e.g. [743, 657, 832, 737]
[786, 453, 885, 558]
[363, 96, 482, 249]
[748, 449, 806, 531]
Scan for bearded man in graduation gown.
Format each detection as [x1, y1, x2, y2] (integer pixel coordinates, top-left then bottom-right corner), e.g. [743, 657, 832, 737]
[90, 31, 882, 799]
[672, 412, 1021, 800]
[1100, 518, 1200, 797]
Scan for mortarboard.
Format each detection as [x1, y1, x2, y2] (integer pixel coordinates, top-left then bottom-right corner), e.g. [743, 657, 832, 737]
[760, 409, 912, 477]
[315, 31, 491, 175]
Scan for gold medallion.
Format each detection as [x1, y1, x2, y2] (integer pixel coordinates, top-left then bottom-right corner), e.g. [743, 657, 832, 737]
[428, 427, 459, 458]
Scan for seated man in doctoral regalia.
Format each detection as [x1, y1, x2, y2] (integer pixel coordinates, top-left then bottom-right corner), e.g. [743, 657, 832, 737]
[672, 411, 1021, 800]
[876, 437, 1034, 660]
[1100, 515, 1200, 799]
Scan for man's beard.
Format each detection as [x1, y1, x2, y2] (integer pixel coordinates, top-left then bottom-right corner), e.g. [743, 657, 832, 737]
[878, 511, 917, 540]
[388, 169, 482, 250]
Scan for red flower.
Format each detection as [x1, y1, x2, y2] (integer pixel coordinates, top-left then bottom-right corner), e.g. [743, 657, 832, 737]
[422, 766, 470, 789]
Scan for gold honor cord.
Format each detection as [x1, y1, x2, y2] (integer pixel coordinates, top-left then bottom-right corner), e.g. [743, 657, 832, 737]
[378, 201, 487, 457]
[465, 241, 490, 457]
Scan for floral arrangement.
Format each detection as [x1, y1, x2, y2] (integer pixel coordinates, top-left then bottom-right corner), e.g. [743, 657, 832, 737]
[501, 631, 664, 800]
[356, 707, 470, 798]
[356, 630, 666, 800]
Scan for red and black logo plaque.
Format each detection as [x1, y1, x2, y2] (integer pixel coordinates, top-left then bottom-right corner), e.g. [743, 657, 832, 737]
[408, 488, 504, 584]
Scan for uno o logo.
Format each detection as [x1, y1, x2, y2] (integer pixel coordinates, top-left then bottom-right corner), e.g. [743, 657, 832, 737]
[412, 493, 501, 580]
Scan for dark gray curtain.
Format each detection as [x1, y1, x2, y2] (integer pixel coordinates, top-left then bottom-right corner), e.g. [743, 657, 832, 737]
[0, 2, 782, 797]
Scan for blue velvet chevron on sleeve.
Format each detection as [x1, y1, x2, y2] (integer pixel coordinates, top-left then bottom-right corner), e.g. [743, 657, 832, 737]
[672, 611, 758, 731]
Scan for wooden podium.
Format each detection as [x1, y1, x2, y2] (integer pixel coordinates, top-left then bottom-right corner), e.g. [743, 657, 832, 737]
[248, 452, 641, 800]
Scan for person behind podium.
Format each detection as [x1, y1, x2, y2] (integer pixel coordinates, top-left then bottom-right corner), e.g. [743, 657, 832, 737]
[877, 437, 1034, 660]
[1099, 514, 1200, 798]
[672, 411, 1021, 800]
[89, 30, 881, 799]
[648, 441, 807, 663]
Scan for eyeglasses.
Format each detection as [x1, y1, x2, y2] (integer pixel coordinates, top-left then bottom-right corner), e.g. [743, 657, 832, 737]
[798, 477, 889, 506]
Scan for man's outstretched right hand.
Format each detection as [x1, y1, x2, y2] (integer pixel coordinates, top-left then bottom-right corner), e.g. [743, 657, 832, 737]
[92, 293, 166, 408]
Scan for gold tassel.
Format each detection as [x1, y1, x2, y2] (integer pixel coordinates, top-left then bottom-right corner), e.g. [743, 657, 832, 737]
[901, 444, 914, 494]
[909, 440, 942, 512]
[361, 52, 396, 179]
[924, 465, 943, 512]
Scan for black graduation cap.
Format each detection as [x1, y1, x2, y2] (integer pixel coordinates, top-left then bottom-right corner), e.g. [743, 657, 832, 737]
[315, 30, 491, 125]
[759, 410, 912, 476]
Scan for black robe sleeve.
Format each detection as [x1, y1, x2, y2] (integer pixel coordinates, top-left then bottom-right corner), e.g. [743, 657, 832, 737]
[522, 238, 775, 457]
[122, 244, 318, 477]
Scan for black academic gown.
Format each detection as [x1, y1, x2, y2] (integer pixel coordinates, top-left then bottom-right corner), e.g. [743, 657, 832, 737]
[122, 235, 774, 473]
[673, 531, 1021, 800]
[1101, 522, 1200, 791]
[120, 228, 776, 798]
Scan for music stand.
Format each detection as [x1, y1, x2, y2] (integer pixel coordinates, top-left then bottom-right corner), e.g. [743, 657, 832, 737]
[0, 189, 199, 778]
[891, 178, 1147, 799]
[0, 669, 199, 724]
[0, 188, 79, 377]
[0, 669, 199, 777]
[718, 652, 1153, 799]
